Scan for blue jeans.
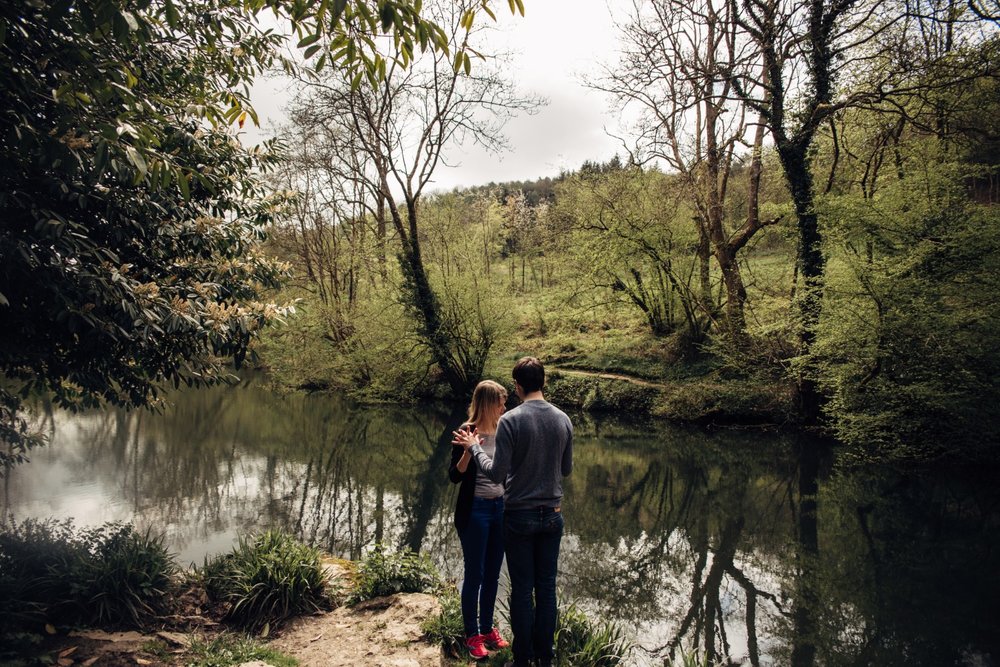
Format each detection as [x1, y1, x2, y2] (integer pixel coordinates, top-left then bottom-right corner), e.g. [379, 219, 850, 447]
[457, 496, 505, 637]
[504, 506, 564, 664]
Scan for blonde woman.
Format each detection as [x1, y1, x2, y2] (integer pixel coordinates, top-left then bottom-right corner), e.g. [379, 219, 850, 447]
[448, 380, 511, 660]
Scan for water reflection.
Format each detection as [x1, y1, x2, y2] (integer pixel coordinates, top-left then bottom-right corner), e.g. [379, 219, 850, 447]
[3, 383, 998, 666]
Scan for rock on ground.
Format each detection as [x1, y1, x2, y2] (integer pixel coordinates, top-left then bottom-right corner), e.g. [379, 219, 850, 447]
[269, 592, 443, 667]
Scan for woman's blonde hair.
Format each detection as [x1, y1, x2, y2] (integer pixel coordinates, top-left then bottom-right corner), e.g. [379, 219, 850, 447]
[467, 380, 508, 432]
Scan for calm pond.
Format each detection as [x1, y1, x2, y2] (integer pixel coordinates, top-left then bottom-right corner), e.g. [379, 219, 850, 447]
[3, 380, 998, 666]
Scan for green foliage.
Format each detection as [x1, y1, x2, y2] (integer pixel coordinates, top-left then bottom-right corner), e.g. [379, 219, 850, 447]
[0, 0, 295, 466]
[653, 378, 795, 425]
[0, 0, 510, 464]
[349, 544, 441, 603]
[815, 160, 1000, 459]
[0, 519, 174, 629]
[554, 601, 631, 667]
[202, 531, 329, 632]
[546, 373, 660, 414]
[552, 166, 706, 339]
[187, 632, 299, 667]
[421, 589, 466, 658]
[0, 387, 45, 470]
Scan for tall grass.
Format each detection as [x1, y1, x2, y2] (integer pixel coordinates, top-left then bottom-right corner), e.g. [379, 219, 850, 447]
[349, 544, 441, 603]
[421, 589, 466, 657]
[554, 602, 632, 667]
[0, 519, 174, 629]
[425, 594, 631, 667]
[201, 530, 328, 632]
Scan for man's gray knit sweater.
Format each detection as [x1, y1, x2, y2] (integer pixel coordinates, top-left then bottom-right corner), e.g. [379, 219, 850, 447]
[470, 399, 573, 510]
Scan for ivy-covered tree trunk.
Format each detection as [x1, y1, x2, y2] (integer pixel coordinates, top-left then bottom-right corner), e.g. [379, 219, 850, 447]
[389, 195, 477, 398]
[780, 143, 826, 425]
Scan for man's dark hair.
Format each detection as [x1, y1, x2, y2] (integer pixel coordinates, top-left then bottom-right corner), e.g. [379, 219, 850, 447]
[512, 356, 545, 393]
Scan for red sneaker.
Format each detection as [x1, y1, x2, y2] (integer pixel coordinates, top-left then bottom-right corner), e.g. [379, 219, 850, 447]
[466, 634, 489, 660]
[482, 627, 510, 649]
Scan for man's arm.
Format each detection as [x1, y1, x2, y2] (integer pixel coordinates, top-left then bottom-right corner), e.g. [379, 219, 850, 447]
[561, 421, 573, 477]
[471, 418, 512, 483]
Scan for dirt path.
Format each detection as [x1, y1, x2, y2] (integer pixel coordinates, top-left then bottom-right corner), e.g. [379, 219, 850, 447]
[269, 592, 443, 667]
[45, 592, 446, 667]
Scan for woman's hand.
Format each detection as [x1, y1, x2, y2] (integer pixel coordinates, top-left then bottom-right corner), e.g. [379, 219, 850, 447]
[451, 426, 482, 450]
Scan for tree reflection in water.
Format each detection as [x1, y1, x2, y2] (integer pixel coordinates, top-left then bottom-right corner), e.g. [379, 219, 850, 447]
[4, 383, 999, 666]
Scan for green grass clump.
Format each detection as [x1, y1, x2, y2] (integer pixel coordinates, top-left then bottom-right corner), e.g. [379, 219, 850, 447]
[422, 589, 467, 658]
[350, 544, 441, 603]
[187, 632, 298, 667]
[202, 531, 328, 632]
[429, 595, 629, 667]
[0, 519, 174, 629]
[554, 602, 631, 667]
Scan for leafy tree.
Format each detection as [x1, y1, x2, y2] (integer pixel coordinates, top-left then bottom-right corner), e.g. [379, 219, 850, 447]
[815, 156, 1000, 460]
[0, 0, 511, 466]
[553, 166, 708, 343]
[0, 0, 287, 466]
[601, 0, 780, 342]
[286, 0, 537, 396]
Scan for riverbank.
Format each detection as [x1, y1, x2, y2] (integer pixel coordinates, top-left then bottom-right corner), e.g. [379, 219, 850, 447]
[0, 523, 630, 667]
[0, 536, 455, 667]
[261, 358, 798, 429]
[24, 589, 445, 667]
[256, 295, 801, 430]
[543, 367, 796, 426]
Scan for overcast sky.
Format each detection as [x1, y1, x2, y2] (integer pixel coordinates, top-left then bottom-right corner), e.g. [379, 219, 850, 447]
[245, 0, 631, 192]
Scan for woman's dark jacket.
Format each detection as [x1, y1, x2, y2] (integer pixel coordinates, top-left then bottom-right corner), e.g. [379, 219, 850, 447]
[448, 443, 478, 531]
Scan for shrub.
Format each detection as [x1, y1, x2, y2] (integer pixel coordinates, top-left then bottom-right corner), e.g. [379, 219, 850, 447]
[0, 519, 174, 629]
[554, 602, 631, 667]
[349, 544, 441, 603]
[546, 373, 659, 414]
[202, 531, 328, 632]
[652, 379, 794, 425]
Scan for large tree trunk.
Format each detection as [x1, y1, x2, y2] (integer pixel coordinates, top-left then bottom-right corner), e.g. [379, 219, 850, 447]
[716, 250, 749, 338]
[391, 195, 474, 398]
[779, 144, 825, 424]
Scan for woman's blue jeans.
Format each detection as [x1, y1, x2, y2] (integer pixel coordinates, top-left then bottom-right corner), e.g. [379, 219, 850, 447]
[503, 506, 564, 665]
[457, 496, 505, 638]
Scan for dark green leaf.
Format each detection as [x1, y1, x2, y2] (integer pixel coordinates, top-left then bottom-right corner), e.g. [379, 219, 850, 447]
[297, 33, 320, 48]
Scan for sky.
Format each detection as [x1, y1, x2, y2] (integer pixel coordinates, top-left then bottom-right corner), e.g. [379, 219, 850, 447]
[245, 0, 631, 192]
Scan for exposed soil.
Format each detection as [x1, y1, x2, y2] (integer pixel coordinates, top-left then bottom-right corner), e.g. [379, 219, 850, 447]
[269, 593, 442, 666]
[26, 593, 444, 667]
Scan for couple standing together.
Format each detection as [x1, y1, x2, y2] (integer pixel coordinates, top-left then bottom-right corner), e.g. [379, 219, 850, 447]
[449, 356, 573, 667]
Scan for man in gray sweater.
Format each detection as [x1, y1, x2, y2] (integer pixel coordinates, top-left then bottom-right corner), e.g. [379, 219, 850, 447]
[454, 357, 573, 667]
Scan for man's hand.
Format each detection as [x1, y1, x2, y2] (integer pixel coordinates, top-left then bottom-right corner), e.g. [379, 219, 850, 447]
[451, 426, 482, 450]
